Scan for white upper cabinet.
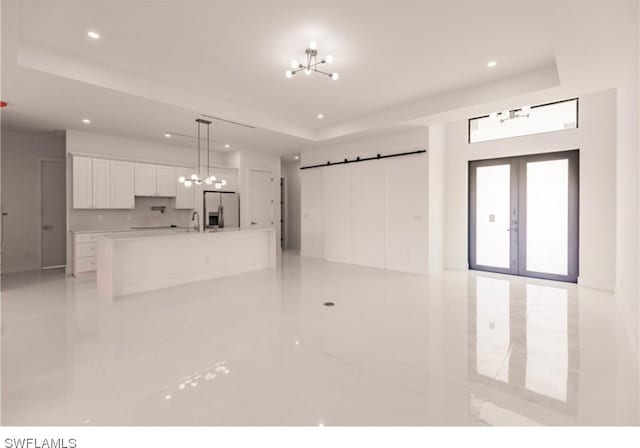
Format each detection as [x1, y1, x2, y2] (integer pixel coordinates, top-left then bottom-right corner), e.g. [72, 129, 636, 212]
[72, 156, 191, 208]
[175, 167, 195, 209]
[110, 160, 135, 209]
[72, 156, 93, 209]
[214, 168, 238, 192]
[92, 158, 111, 209]
[135, 163, 177, 197]
[156, 165, 177, 197]
[134, 163, 157, 196]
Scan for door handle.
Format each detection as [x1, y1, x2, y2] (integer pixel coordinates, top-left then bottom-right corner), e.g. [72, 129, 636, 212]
[251, 222, 257, 225]
[43, 225, 53, 230]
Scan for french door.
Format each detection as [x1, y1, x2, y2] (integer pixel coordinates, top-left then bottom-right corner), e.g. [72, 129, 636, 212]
[469, 150, 579, 283]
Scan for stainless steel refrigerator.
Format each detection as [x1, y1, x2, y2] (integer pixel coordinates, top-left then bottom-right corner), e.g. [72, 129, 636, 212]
[203, 191, 240, 230]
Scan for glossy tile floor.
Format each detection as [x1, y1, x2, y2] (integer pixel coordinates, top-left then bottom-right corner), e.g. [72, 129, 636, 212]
[2, 251, 639, 426]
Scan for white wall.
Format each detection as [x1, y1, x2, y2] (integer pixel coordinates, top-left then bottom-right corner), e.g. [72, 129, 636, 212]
[300, 127, 430, 274]
[616, 84, 639, 354]
[236, 148, 282, 258]
[282, 161, 301, 250]
[1, 130, 66, 273]
[444, 89, 618, 290]
[427, 124, 446, 273]
[614, 6, 640, 362]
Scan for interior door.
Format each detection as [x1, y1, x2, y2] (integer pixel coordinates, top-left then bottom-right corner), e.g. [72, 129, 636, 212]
[248, 169, 273, 227]
[469, 150, 579, 282]
[41, 160, 66, 268]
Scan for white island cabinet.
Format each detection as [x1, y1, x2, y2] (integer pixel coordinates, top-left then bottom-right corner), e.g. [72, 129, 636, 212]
[96, 228, 276, 300]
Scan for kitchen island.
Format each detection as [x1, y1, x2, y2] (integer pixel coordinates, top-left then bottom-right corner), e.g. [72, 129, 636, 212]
[96, 228, 276, 300]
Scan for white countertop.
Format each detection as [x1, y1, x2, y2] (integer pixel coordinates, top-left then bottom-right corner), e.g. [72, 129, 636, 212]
[72, 227, 192, 235]
[97, 227, 275, 242]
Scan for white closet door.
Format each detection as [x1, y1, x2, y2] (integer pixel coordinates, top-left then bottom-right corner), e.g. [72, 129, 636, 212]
[351, 161, 386, 268]
[301, 168, 324, 258]
[92, 158, 111, 209]
[386, 153, 428, 274]
[323, 164, 351, 264]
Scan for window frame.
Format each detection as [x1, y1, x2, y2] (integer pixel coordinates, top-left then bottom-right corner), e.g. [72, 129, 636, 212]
[467, 98, 580, 144]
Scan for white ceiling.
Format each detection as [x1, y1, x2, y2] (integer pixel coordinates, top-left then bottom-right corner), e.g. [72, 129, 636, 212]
[1, 0, 637, 156]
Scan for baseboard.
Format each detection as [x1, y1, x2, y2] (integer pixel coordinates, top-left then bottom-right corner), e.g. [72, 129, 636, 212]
[444, 264, 469, 271]
[577, 277, 615, 291]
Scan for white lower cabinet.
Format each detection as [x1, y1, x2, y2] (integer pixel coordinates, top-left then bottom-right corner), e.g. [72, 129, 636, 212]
[73, 233, 98, 276]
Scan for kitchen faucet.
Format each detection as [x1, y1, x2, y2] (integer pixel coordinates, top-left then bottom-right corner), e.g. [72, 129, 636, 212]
[191, 210, 200, 232]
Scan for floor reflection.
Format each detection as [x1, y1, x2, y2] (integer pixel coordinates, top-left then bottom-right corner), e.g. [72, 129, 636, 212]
[468, 274, 579, 423]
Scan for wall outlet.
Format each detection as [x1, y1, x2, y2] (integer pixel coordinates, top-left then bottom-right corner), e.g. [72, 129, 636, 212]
[97, 215, 104, 222]
[127, 214, 132, 221]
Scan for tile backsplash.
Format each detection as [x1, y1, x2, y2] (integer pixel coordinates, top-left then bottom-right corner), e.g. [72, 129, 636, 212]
[69, 197, 193, 231]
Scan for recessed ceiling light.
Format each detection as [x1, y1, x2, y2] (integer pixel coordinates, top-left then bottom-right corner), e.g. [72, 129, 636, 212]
[294, 156, 299, 160]
[164, 133, 172, 138]
[82, 118, 91, 124]
[87, 31, 100, 40]
[317, 114, 324, 119]
[224, 144, 230, 148]
[487, 61, 497, 68]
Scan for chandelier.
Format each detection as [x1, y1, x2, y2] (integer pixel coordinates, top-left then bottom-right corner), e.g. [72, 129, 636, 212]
[178, 118, 227, 189]
[490, 105, 531, 123]
[285, 41, 339, 80]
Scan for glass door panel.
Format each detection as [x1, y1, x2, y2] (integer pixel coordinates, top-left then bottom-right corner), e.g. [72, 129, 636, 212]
[525, 159, 569, 276]
[475, 165, 512, 269]
[469, 151, 578, 283]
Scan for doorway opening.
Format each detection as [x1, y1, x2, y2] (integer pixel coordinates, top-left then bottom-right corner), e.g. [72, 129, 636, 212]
[41, 160, 67, 269]
[468, 150, 579, 283]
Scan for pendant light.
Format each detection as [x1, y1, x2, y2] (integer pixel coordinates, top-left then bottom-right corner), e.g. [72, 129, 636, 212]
[178, 118, 226, 189]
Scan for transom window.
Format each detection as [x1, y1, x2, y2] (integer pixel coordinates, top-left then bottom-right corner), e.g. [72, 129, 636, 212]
[469, 98, 578, 143]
